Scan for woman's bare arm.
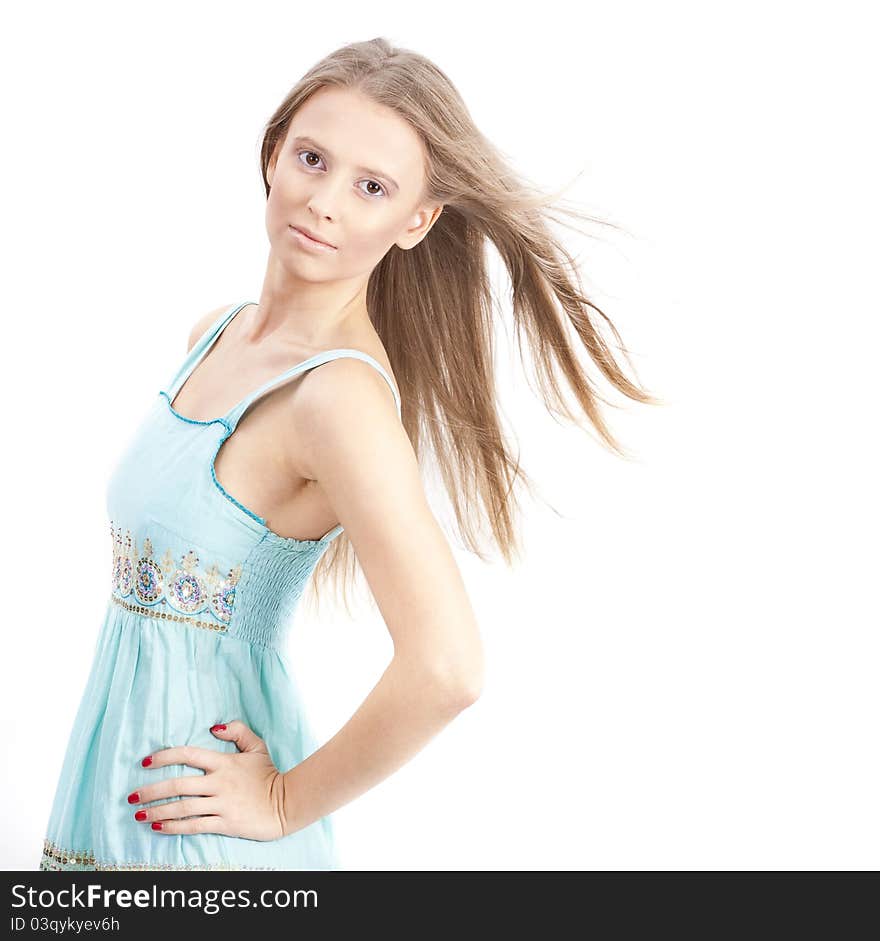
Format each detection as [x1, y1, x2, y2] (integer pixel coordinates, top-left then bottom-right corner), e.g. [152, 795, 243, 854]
[278, 358, 485, 836]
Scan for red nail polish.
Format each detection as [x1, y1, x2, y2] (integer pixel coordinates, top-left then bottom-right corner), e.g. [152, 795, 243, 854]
[141, 756, 153, 767]
[151, 822, 163, 830]
[211, 724, 227, 732]
[127, 791, 140, 804]
[135, 811, 148, 821]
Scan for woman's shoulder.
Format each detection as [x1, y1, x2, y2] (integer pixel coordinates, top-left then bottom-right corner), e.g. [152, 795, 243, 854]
[186, 303, 234, 353]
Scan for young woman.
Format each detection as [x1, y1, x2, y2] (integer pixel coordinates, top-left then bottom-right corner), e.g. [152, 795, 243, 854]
[40, 37, 658, 871]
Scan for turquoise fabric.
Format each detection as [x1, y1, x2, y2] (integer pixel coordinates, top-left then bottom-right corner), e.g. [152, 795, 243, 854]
[40, 300, 402, 870]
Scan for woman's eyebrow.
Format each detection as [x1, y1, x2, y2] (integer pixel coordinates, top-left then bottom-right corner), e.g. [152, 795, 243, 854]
[292, 135, 400, 193]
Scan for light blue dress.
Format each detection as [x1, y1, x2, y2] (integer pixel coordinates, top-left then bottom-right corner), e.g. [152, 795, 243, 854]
[40, 300, 402, 870]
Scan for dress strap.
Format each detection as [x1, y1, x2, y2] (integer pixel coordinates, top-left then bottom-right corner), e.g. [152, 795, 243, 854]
[224, 348, 403, 430]
[163, 301, 253, 403]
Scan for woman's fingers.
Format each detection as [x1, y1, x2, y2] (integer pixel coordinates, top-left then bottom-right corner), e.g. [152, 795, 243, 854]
[147, 813, 231, 836]
[141, 743, 227, 773]
[127, 772, 216, 808]
[132, 795, 221, 823]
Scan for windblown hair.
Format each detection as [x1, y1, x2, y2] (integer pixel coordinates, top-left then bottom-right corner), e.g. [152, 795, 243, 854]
[257, 37, 663, 616]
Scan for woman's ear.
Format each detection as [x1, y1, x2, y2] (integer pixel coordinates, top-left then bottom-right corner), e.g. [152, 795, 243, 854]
[399, 204, 444, 250]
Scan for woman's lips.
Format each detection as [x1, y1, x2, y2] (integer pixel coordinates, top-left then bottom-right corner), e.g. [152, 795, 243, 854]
[288, 224, 337, 252]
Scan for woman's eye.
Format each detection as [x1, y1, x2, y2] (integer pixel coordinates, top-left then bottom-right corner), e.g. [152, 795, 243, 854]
[297, 151, 386, 199]
[358, 180, 386, 198]
[298, 150, 324, 169]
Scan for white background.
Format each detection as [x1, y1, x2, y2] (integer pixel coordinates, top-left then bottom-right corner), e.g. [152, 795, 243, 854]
[2, 1, 877, 870]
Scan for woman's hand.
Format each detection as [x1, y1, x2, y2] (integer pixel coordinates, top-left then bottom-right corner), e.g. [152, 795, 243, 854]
[127, 720, 288, 841]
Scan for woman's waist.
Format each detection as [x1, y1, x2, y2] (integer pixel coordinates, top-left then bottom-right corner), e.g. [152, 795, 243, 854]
[109, 590, 301, 650]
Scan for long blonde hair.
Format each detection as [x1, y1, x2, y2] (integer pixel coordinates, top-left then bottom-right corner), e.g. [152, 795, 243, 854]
[258, 37, 663, 614]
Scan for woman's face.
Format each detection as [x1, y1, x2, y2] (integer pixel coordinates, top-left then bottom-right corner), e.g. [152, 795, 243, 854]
[265, 85, 442, 281]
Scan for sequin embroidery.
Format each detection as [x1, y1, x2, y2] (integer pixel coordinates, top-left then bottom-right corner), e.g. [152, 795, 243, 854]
[40, 837, 277, 871]
[110, 521, 242, 625]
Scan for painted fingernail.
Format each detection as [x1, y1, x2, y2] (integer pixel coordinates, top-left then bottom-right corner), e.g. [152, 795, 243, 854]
[135, 811, 148, 821]
[141, 756, 153, 767]
[127, 791, 140, 804]
[151, 822, 163, 830]
[210, 724, 227, 732]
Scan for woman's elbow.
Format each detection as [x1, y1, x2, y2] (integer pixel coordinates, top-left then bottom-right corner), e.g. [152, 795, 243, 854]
[396, 628, 485, 708]
[427, 652, 484, 709]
